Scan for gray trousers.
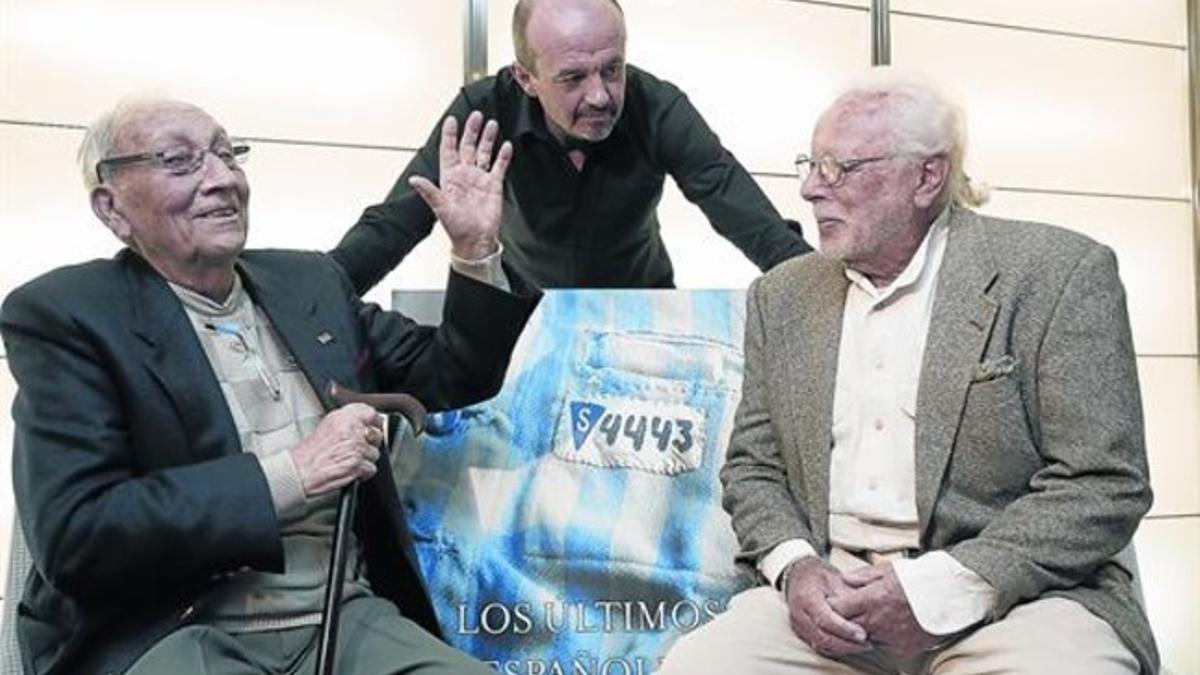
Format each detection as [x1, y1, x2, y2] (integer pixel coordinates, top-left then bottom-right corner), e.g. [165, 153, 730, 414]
[124, 597, 494, 675]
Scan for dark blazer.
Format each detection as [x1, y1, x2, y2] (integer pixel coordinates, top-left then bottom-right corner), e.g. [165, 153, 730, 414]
[720, 206, 1159, 672]
[0, 248, 540, 675]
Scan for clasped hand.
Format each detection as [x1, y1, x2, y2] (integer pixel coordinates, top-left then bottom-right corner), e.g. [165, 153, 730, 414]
[784, 557, 938, 658]
[290, 403, 384, 497]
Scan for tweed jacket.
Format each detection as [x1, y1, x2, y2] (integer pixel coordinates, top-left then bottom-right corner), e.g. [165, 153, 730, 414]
[719, 206, 1159, 672]
[0, 248, 539, 675]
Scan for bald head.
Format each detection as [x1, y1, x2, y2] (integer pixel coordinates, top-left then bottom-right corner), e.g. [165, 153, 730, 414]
[510, 0, 628, 144]
[513, 0, 624, 73]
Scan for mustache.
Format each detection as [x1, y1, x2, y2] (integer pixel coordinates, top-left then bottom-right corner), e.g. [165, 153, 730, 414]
[576, 103, 618, 117]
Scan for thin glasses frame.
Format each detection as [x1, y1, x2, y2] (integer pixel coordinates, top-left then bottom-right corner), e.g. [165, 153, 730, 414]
[794, 152, 897, 187]
[95, 143, 250, 185]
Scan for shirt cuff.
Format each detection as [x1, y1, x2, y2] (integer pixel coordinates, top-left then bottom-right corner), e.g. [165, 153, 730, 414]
[450, 242, 510, 293]
[891, 551, 997, 635]
[759, 539, 819, 590]
[258, 450, 308, 517]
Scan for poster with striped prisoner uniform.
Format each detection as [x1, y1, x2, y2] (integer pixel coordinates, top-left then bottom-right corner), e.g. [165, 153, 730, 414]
[392, 289, 753, 675]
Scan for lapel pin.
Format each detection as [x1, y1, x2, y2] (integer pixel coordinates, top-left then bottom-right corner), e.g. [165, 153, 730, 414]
[317, 331, 335, 345]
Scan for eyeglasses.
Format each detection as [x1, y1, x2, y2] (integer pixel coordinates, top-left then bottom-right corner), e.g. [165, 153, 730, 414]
[96, 143, 249, 185]
[794, 153, 897, 187]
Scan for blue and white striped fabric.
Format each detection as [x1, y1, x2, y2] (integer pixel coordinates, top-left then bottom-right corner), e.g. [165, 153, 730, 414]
[393, 289, 753, 673]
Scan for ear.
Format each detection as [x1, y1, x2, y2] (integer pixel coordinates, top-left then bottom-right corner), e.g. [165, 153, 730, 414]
[913, 154, 951, 209]
[512, 61, 538, 98]
[90, 186, 133, 244]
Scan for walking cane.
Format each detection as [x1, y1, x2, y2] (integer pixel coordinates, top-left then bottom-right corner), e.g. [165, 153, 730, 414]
[315, 383, 428, 675]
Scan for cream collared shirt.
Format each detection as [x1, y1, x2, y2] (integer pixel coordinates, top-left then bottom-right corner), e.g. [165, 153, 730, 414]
[760, 208, 996, 635]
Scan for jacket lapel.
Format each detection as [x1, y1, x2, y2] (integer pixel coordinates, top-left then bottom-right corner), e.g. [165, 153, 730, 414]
[125, 253, 241, 460]
[236, 257, 354, 410]
[914, 208, 999, 537]
[784, 258, 848, 550]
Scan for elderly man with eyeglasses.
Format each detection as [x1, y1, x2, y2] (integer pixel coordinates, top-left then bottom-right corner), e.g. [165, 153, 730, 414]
[0, 98, 540, 675]
[658, 70, 1159, 674]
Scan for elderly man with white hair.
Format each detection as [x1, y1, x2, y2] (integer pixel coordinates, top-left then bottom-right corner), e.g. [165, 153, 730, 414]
[1, 98, 539, 675]
[658, 70, 1159, 674]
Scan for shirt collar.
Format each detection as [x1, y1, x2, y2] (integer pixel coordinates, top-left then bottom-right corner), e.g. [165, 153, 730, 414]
[169, 272, 249, 318]
[844, 204, 952, 303]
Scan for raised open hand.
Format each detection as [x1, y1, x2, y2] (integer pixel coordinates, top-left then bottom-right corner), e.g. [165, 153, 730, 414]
[409, 110, 513, 261]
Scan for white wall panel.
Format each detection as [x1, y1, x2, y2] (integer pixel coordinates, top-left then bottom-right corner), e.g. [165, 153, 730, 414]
[1138, 358, 1200, 518]
[0, 126, 120, 313]
[245, 144, 406, 253]
[1135, 516, 1200, 675]
[652, 173, 822, 290]
[657, 180, 760, 289]
[253, 147, 452, 298]
[486, 0, 517, 63]
[374, 216, 454, 297]
[892, 16, 1191, 200]
[1, 0, 463, 148]
[488, 0, 872, 174]
[891, 0, 1187, 46]
[759, 174, 817, 244]
[239, 145, 450, 305]
[980, 191, 1196, 356]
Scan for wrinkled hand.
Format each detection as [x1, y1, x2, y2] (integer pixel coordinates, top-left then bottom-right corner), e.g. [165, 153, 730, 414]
[289, 403, 383, 497]
[784, 557, 870, 657]
[829, 563, 938, 656]
[409, 110, 513, 261]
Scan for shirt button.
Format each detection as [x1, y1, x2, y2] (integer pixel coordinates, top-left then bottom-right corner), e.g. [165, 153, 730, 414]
[874, 419, 884, 431]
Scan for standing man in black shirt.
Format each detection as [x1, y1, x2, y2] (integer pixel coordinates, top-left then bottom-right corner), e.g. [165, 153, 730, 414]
[332, 0, 812, 291]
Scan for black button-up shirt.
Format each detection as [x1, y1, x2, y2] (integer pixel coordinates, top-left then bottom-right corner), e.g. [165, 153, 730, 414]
[332, 65, 811, 291]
